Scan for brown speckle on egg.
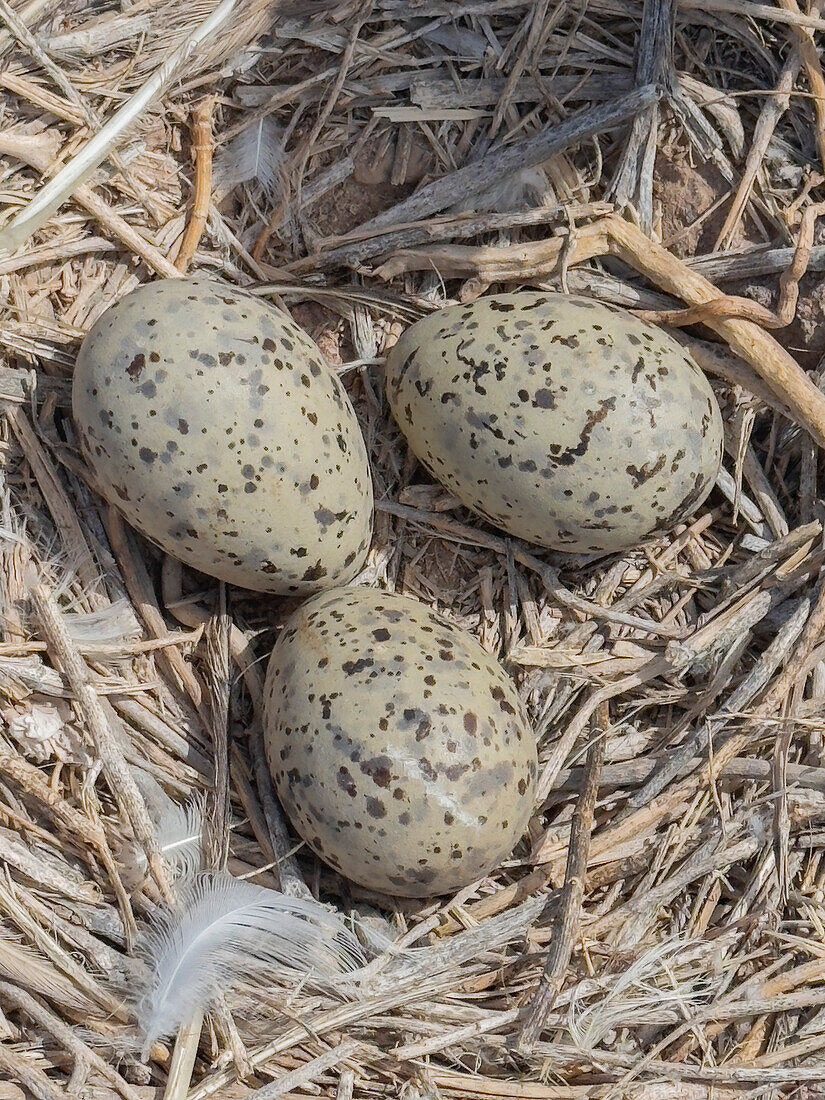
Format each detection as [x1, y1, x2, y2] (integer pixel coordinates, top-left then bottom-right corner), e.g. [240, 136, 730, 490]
[263, 586, 538, 898]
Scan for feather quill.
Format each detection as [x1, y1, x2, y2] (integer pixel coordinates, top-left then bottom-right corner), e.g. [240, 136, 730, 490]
[214, 117, 287, 201]
[128, 772, 204, 883]
[138, 871, 365, 1055]
[153, 797, 204, 881]
[125, 792, 204, 885]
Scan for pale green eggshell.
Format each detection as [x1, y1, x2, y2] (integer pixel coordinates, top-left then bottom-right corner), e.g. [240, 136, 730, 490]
[385, 292, 723, 554]
[73, 277, 373, 594]
[264, 586, 538, 897]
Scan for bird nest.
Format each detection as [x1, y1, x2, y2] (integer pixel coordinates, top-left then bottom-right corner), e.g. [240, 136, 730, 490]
[2, 0, 825, 1097]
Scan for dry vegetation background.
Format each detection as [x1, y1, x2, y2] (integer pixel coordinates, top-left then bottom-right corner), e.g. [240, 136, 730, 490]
[5, 0, 825, 1097]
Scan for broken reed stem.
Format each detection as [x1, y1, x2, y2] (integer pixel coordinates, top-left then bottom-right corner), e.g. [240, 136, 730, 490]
[105, 508, 207, 716]
[161, 556, 263, 710]
[0, 0, 96, 125]
[608, 0, 675, 231]
[0, 0, 52, 57]
[176, 95, 216, 273]
[161, 557, 309, 897]
[519, 701, 607, 1052]
[163, 1011, 205, 1100]
[7, 406, 105, 608]
[714, 0, 825, 249]
[780, 0, 825, 173]
[0, 132, 181, 276]
[204, 584, 231, 870]
[0, 0, 242, 256]
[0, 748, 136, 945]
[0, 1040, 66, 1100]
[29, 579, 177, 907]
[163, 588, 241, 1100]
[0, 981, 142, 1100]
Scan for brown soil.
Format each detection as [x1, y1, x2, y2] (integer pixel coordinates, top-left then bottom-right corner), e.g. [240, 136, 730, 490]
[308, 131, 434, 239]
[738, 272, 825, 369]
[655, 149, 754, 258]
[656, 147, 825, 368]
[288, 300, 348, 366]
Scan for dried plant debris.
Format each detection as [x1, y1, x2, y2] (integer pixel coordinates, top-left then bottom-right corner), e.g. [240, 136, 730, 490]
[3, 0, 825, 1097]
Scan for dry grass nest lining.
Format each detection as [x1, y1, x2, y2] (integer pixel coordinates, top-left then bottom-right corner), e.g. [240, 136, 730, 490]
[6, 0, 825, 1097]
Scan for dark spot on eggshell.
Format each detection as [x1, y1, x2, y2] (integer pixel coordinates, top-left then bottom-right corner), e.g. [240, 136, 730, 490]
[72, 276, 374, 593]
[384, 291, 723, 554]
[263, 586, 537, 898]
[126, 354, 145, 381]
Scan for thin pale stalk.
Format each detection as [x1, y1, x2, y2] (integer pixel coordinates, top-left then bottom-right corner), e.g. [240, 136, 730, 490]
[0, 0, 240, 254]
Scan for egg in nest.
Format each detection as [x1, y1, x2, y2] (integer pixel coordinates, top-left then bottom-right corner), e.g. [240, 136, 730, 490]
[73, 278, 373, 594]
[385, 292, 723, 554]
[264, 586, 538, 897]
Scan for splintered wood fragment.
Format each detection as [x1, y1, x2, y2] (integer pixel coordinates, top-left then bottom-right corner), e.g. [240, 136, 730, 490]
[0, 70, 85, 124]
[410, 73, 632, 109]
[0, 0, 51, 57]
[685, 0, 825, 29]
[204, 585, 231, 870]
[436, 867, 555, 937]
[0, 1042, 65, 1100]
[163, 1012, 205, 1100]
[336, 1068, 355, 1100]
[314, 85, 658, 269]
[608, 0, 675, 231]
[29, 579, 177, 907]
[371, 218, 609, 281]
[554, 751, 825, 796]
[105, 509, 206, 716]
[176, 95, 217, 272]
[519, 702, 607, 1052]
[73, 184, 181, 278]
[249, 1039, 361, 1100]
[161, 556, 262, 710]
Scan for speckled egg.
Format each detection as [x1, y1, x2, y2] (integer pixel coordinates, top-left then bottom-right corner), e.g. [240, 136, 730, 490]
[385, 292, 723, 554]
[73, 278, 373, 593]
[263, 586, 537, 897]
